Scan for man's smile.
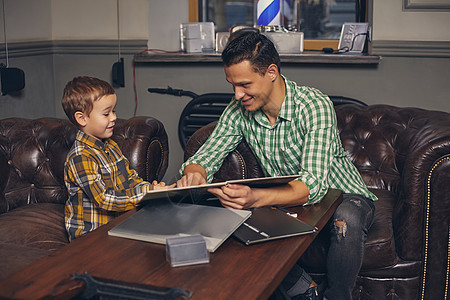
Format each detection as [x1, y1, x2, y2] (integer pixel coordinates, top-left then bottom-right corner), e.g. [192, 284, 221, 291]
[241, 97, 254, 105]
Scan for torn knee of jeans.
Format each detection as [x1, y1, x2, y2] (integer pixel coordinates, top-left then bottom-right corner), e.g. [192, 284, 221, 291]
[334, 220, 347, 237]
[350, 199, 361, 207]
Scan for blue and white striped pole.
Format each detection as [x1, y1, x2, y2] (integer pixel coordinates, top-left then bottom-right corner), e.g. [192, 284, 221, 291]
[257, 0, 281, 26]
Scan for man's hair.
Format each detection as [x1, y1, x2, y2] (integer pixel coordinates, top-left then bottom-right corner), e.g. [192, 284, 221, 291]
[62, 76, 115, 126]
[221, 31, 280, 76]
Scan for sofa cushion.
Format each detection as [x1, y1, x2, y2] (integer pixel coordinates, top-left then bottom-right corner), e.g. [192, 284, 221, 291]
[361, 189, 397, 269]
[0, 203, 68, 251]
[0, 242, 50, 280]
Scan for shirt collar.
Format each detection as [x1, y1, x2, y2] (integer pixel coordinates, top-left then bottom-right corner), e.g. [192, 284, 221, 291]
[240, 75, 295, 127]
[254, 75, 294, 125]
[277, 75, 294, 122]
[76, 130, 109, 151]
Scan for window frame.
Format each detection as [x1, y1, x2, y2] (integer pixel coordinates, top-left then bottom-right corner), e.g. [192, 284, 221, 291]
[188, 0, 368, 51]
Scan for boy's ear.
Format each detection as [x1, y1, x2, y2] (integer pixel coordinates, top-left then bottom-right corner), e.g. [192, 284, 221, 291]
[74, 111, 87, 127]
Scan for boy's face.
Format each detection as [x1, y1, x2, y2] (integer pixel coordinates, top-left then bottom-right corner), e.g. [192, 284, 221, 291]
[80, 94, 117, 141]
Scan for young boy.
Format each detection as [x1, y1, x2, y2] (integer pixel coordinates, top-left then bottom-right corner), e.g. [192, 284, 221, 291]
[62, 76, 169, 240]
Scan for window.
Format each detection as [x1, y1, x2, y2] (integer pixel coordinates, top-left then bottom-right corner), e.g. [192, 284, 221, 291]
[189, 0, 368, 50]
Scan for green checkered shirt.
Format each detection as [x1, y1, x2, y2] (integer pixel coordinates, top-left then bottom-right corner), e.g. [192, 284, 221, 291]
[181, 76, 377, 204]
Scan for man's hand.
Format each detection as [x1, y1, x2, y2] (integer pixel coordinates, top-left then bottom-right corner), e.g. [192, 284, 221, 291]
[176, 172, 206, 187]
[208, 184, 257, 210]
[209, 180, 310, 210]
[177, 164, 207, 187]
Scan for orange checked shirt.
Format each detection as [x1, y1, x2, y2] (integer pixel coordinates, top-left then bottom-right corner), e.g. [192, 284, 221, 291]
[64, 130, 153, 240]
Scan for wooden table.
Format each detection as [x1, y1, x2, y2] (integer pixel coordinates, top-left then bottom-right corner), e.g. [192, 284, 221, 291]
[0, 189, 342, 300]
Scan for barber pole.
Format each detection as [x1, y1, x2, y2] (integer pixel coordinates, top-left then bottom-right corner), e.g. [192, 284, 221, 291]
[257, 0, 281, 26]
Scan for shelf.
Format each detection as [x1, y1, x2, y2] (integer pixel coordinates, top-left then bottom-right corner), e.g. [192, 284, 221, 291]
[134, 51, 381, 65]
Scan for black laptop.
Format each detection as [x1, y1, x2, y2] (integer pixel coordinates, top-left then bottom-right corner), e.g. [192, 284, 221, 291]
[233, 206, 317, 245]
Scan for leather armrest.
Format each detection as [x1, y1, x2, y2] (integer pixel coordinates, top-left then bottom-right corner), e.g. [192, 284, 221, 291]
[390, 107, 450, 295]
[393, 109, 450, 259]
[0, 152, 8, 213]
[112, 116, 169, 182]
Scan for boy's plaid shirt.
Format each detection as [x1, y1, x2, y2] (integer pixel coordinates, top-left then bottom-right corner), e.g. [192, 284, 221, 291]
[64, 130, 151, 240]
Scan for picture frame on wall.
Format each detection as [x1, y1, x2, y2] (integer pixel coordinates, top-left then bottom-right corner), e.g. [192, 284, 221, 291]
[404, 0, 450, 10]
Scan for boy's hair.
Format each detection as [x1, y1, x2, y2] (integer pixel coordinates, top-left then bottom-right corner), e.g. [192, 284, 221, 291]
[62, 76, 115, 127]
[221, 31, 280, 76]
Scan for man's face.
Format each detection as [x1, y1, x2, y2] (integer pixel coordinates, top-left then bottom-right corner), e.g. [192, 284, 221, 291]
[82, 94, 117, 141]
[224, 60, 274, 112]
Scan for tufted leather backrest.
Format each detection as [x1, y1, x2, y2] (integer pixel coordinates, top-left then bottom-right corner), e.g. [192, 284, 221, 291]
[335, 105, 450, 195]
[0, 117, 168, 214]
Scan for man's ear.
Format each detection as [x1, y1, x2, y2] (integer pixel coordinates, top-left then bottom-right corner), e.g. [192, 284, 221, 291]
[266, 64, 279, 82]
[74, 111, 87, 127]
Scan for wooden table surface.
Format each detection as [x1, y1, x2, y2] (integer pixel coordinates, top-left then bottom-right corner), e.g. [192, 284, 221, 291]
[0, 189, 342, 300]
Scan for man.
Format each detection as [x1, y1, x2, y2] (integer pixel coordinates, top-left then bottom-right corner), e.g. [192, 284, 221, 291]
[177, 32, 376, 300]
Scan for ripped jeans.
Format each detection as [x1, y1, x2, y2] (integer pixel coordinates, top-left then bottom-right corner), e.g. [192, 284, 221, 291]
[280, 194, 375, 300]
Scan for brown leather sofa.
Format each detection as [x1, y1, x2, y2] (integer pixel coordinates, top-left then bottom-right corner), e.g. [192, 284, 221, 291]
[184, 104, 450, 300]
[0, 116, 169, 280]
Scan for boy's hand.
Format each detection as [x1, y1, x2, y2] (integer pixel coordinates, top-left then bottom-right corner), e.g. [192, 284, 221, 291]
[151, 180, 176, 190]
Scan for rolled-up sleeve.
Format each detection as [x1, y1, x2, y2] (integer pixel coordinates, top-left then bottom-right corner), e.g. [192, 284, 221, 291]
[67, 153, 148, 212]
[180, 101, 243, 182]
[297, 98, 337, 204]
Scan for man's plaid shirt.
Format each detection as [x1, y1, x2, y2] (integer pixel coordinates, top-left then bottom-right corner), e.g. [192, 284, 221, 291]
[181, 76, 377, 204]
[64, 130, 151, 240]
